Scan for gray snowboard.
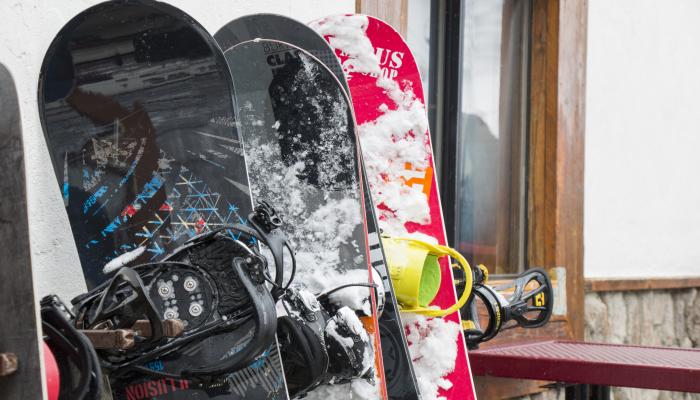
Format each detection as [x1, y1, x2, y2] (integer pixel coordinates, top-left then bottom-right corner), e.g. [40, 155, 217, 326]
[0, 63, 43, 399]
[215, 15, 420, 400]
[223, 39, 387, 399]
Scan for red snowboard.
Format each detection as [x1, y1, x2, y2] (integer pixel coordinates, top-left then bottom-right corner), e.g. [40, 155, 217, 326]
[311, 15, 477, 400]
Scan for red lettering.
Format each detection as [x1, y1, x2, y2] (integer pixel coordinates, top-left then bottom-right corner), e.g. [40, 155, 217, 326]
[147, 380, 158, 397]
[125, 385, 139, 400]
[390, 51, 404, 69]
[375, 47, 390, 66]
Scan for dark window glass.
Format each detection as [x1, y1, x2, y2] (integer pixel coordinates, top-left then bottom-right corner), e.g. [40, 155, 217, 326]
[456, 0, 531, 274]
[407, 0, 531, 274]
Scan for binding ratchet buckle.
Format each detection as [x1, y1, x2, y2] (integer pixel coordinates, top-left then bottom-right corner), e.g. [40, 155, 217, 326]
[460, 268, 554, 349]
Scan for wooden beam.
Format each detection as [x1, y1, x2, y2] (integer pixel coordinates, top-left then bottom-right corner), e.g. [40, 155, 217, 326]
[585, 277, 700, 292]
[356, 0, 408, 37]
[474, 376, 551, 400]
[528, 0, 588, 340]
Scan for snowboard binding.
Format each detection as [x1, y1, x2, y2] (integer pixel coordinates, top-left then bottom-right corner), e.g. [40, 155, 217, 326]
[67, 201, 295, 382]
[382, 236, 473, 317]
[278, 285, 378, 398]
[457, 267, 554, 349]
[41, 295, 103, 400]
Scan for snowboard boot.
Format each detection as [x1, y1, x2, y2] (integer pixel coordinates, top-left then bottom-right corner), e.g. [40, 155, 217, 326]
[278, 284, 378, 399]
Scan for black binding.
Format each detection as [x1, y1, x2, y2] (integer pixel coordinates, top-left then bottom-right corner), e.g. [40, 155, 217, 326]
[41, 295, 103, 400]
[67, 201, 294, 382]
[462, 268, 554, 349]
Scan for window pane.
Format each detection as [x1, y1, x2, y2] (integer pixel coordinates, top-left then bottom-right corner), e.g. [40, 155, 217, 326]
[406, 0, 432, 100]
[456, 0, 530, 274]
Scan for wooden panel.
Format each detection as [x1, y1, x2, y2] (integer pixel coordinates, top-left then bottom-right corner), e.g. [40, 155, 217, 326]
[586, 277, 700, 292]
[356, 0, 408, 37]
[0, 64, 43, 399]
[527, 0, 587, 340]
[555, 0, 587, 339]
[474, 376, 551, 400]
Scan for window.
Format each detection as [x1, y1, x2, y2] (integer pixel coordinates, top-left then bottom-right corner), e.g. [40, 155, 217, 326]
[386, 0, 588, 396]
[409, 0, 531, 274]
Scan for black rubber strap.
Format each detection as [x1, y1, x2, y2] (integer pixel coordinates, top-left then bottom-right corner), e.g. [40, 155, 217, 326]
[41, 299, 103, 400]
[182, 256, 277, 377]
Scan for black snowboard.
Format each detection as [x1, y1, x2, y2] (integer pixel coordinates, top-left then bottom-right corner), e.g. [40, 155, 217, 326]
[0, 64, 43, 400]
[38, 1, 287, 399]
[222, 39, 386, 398]
[216, 15, 420, 400]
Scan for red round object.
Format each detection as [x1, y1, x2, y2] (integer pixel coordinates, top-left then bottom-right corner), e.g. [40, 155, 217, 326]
[43, 342, 60, 400]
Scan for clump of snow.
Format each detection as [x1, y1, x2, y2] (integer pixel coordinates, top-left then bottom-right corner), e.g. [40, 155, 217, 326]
[312, 15, 432, 236]
[358, 78, 431, 235]
[339, 308, 375, 377]
[304, 378, 379, 400]
[102, 246, 146, 274]
[310, 15, 381, 76]
[327, 307, 374, 375]
[326, 317, 355, 349]
[315, 269, 374, 316]
[305, 307, 379, 400]
[402, 313, 461, 400]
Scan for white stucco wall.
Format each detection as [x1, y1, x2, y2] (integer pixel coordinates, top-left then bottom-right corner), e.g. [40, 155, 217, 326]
[585, 0, 700, 277]
[0, 0, 354, 301]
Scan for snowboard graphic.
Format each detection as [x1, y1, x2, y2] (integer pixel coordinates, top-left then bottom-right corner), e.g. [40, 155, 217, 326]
[215, 14, 420, 400]
[222, 39, 387, 399]
[0, 64, 43, 400]
[38, 1, 288, 399]
[312, 15, 477, 400]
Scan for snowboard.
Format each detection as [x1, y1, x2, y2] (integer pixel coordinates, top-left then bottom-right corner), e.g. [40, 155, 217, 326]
[214, 15, 420, 400]
[38, 1, 288, 399]
[312, 15, 477, 400]
[221, 38, 387, 399]
[0, 64, 44, 400]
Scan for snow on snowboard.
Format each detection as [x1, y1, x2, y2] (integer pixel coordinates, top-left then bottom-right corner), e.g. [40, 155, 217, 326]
[215, 14, 420, 400]
[221, 38, 389, 399]
[312, 14, 478, 400]
[38, 1, 289, 399]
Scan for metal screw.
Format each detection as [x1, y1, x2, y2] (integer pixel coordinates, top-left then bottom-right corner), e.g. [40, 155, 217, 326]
[189, 303, 203, 317]
[158, 284, 171, 297]
[164, 310, 177, 319]
[184, 277, 197, 292]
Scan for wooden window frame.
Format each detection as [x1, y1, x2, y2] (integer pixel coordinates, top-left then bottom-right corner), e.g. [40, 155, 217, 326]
[586, 277, 700, 292]
[359, 0, 587, 397]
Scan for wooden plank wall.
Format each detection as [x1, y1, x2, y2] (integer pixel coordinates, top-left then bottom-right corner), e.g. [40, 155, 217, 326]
[356, 0, 408, 37]
[528, 0, 588, 341]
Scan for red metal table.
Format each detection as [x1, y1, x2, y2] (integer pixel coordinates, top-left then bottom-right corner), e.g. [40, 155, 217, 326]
[469, 340, 700, 398]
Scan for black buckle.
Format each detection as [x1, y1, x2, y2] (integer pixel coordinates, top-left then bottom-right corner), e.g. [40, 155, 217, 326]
[253, 200, 283, 232]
